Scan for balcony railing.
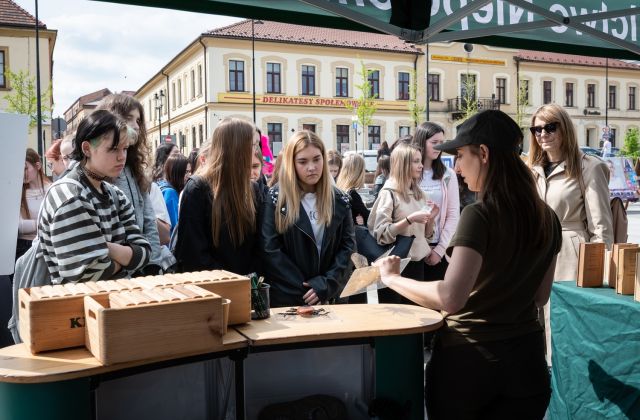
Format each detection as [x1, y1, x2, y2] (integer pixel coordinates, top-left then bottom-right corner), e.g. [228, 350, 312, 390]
[447, 97, 501, 120]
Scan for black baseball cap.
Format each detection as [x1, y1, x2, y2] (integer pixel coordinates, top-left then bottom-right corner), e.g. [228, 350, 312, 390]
[434, 110, 523, 155]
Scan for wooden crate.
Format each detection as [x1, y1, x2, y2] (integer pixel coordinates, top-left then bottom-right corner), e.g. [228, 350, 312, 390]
[18, 280, 140, 353]
[84, 287, 225, 365]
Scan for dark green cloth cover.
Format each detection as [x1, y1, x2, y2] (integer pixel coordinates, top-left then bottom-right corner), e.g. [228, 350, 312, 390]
[549, 282, 640, 419]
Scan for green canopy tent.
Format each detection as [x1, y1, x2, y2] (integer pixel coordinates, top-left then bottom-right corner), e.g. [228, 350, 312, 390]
[94, 0, 640, 59]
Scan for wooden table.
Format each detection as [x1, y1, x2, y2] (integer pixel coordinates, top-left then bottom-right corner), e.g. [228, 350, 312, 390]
[0, 304, 442, 420]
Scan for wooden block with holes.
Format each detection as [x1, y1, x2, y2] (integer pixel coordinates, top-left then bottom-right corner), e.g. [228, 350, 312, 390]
[84, 285, 227, 365]
[617, 246, 639, 295]
[577, 242, 605, 287]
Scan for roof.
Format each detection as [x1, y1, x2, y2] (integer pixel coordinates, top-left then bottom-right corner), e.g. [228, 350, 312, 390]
[516, 50, 640, 70]
[206, 19, 420, 54]
[63, 88, 112, 116]
[0, 0, 45, 28]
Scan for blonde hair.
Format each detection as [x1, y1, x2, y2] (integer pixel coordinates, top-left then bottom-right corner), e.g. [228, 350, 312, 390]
[528, 103, 582, 180]
[389, 143, 424, 202]
[336, 154, 365, 192]
[200, 118, 256, 247]
[276, 130, 334, 233]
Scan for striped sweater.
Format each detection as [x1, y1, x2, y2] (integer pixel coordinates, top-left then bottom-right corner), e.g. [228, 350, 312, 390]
[38, 167, 151, 284]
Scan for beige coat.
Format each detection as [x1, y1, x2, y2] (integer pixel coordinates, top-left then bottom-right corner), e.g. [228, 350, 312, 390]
[532, 153, 614, 280]
[367, 179, 433, 261]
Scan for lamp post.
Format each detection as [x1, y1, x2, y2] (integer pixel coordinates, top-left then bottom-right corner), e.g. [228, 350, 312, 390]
[154, 90, 165, 145]
[252, 20, 263, 124]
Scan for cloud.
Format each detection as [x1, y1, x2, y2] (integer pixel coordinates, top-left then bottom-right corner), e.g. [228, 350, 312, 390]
[14, 0, 241, 115]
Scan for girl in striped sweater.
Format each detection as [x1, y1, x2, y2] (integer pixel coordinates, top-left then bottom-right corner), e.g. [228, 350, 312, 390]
[38, 110, 151, 284]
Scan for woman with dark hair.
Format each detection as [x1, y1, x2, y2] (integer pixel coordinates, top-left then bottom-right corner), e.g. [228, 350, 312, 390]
[377, 140, 391, 161]
[174, 118, 262, 274]
[153, 142, 179, 182]
[17, 149, 51, 260]
[376, 110, 562, 418]
[38, 110, 151, 283]
[414, 122, 460, 281]
[96, 93, 166, 274]
[158, 153, 190, 233]
[372, 155, 390, 199]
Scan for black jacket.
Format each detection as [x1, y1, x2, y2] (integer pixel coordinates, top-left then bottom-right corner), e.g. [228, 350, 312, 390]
[348, 189, 370, 226]
[261, 186, 356, 307]
[174, 176, 262, 275]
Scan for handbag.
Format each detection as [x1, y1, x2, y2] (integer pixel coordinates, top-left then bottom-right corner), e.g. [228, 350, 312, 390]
[355, 188, 415, 264]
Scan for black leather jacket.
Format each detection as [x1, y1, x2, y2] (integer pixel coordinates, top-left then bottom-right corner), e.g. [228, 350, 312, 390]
[261, 185, 355, 307]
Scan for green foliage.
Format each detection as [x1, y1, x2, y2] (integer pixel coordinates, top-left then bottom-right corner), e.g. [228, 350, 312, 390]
[344, 61, 377, 150]
[408, 69, 425, 127]
[459, 73, 477, 122]
[515, 78, 530, 130]
[4, 69, 51, 133]
[621, 127, 640, 159]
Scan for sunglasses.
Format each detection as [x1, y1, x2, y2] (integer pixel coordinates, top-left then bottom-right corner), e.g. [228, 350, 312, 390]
[529, 122, 558, 136]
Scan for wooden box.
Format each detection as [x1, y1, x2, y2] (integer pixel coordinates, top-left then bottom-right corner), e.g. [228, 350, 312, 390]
[577, 243, 605, 287]
[18, 280, 141, 353]
[608, 244, 636, 289]
[84, 286, 225, 365]
[617, 247, 639, 295]
[635, 254, 640, 303]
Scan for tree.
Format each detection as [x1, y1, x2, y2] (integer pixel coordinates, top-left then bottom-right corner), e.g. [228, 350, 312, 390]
[621, 127, 640, 159]
[515, 78, 530, 131]
[459, 73, 477, 122]
[344, 61, 377, 150]
[408, 69, 425, 127]
[4, 69, 52, 133]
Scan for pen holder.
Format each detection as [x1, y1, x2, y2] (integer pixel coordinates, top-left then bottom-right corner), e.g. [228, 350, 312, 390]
[251, 283, 271, 320]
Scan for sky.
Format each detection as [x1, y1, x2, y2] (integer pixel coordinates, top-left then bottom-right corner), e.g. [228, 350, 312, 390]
[14, 0, 241, 116]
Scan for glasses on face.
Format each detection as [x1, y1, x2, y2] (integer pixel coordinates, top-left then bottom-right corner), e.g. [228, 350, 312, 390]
[529, 122, 558, 136]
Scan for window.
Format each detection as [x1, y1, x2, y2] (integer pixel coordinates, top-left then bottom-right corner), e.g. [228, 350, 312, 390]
[190, 70, 195, 100]
[301, 65, 316, 95]
[587, 83, 596, 107]
[302, 124, 316, 132]
[368, 70, 380, 98]
[197, 64, 203, 96]
[267, 123, 283, 152]
[543, 81, 552, 104]
[565, 83, 574, 107]
[610, 128, 617, 147]
[199, 124, 204, 146]
[368, 125, 381, 149]
[0, 50, 5, 88]
[629, 86, 637, 110]
[192, 126, 197, 149]
[177, 79, 182, 106]
[428, 73, 440, 101]
[171, 82, 176, 110]
[399, 126, 411, 137]
[229, 60, 245, 92]
[335, 67, 348, 97]
[267, 62, 281, 94]
[609, 85, 617, 109]
[460, 74, 476, 102]
[337, 125, 349, 146]
[398, 72, 410, 100]
[496, 78, 506, 104]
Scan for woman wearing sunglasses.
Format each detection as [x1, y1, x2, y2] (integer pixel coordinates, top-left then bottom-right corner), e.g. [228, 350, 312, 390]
[527, 104, 613, 362]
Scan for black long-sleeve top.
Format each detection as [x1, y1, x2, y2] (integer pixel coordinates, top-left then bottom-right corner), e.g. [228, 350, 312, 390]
[348, 189, 370, 226]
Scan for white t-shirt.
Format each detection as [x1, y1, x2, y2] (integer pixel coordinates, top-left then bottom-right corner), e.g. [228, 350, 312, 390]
[602, 139, 612, 157]
[300, 192, 324, 255]
[149, 182, 171, 225]
[418, 169, 443, 243]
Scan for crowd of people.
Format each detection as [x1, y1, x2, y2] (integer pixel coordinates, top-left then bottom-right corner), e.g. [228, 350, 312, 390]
[11, 98, 617, 417]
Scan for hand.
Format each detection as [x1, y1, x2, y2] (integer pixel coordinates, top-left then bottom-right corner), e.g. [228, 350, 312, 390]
[407, 210, 431, 224]
[374, 256, 401, 286]
[425, 252, 442, 266]
[426, 201, 440, 219]
[302, 282, 320, 305]
[355, 215, 364, 225]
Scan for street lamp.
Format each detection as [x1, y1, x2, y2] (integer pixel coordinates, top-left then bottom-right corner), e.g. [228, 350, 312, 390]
[252, 19, 263, 124]
[154, 90, 165, 145]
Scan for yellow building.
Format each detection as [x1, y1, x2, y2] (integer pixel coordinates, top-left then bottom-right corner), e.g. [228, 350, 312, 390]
[0, 0, 56, 152]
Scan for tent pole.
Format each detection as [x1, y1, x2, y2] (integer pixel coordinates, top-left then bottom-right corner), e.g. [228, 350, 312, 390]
[605, 58, 609, 130]
[426, 43, 429, 122]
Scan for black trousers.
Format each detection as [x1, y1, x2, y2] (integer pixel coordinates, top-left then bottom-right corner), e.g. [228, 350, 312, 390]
[426, 331, 550, 420]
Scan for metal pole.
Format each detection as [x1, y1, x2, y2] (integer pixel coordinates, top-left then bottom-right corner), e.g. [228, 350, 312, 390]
[252, 20, 256, 123]
[426, 43, 430, 121]
[35, 0, 43, 156]
[605, 58, 609, 129]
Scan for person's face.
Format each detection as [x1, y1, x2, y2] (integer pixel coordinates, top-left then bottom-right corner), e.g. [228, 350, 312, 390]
[253, 131, 261, 148]
[424, 132, 444, 163]
[295, 145, 323, 192]
[49, 157, 66, 177]
[454, 145, 486, 192]
[125, 108, 142, 133]
[250, 155, 262, 182]
[411, 150, 424, 180]
[83, 132, 129, 179]
[24, 161, 40, 185]
[185, 163, 192, 183]
[532, 117, 562, 156]
[328, 164, 339, 180]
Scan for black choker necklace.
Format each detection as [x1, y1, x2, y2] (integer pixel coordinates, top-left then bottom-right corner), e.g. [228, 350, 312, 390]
[81, 165, 110, 182]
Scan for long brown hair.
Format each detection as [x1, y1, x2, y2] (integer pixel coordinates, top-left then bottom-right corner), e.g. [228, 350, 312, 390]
[21, 148, 50, 218]
[96, 93, 151, 192]
[336, 153, 365, 192]
[276, 130, 334, 233]
[528, 103, 582, 180]
[164, 153, 189, 194]
[389, 143, 424, 202]
[199, 118, 256, 247]
[414, 121, 446, 181]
